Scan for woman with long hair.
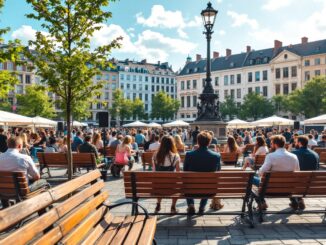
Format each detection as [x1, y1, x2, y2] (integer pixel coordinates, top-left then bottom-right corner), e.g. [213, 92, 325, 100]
[113, 135, 135, 177]
[58, 136, 68, 153]
[242, 136, 269, 170]
[20, 133, 30, 155]
[174, 134, 185, 153]
[152, 136, 180, 214]
[223, 136, 241, 154]
[92, 132, 104, 150]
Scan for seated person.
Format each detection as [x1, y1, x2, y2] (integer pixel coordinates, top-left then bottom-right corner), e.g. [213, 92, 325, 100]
[148, 135, 160, 151]
[174, 135, 186, 153]
[0, 137, 49, 207]
[317, 135, 326, 148]
[78, 135, 99, 159]
[242, 136, 269, 170]
[45, 137, 59, 153]
[113, 136, 135, 176]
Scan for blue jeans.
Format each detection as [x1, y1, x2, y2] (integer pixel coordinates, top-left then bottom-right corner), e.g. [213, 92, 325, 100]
[253, 176, 260, 186]
[186, 198, 208, 210]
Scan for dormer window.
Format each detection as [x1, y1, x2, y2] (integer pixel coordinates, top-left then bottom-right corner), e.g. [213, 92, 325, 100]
[256, 58, 261, 64]
[284, 54, 288, 59]
[230, 62, 234, 67]
[249, 59, 255, 65]
[263, 57, 269, 63]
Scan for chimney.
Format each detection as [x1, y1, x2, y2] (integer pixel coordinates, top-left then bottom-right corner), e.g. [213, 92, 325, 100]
[196, 54, 202, 62]
[158, 61, 160, 66]
[226, 49, 232, 57]
[246, 45, 251, 53]
[301, 36, 308, 44]
[274, 40, 282, 50]
[213, 51, 219, 59]
[141, 59, 147, 64]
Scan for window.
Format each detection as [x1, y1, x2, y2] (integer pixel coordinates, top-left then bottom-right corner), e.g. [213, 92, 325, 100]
[97, 103, 101, 109]
[224, 75, 228, 85]
[193, 80, 197, 89]
[126, 75, 130, 81]
[139, 94, 143, 100]
[181, 81, 184, 90]
[255, 87, 260, 94]
[230, 89, 235, 99]
[276, 68, 281, 79]
[166, 78, 169, 83]
[0, 63, 3, 69]
[275, 84, 281, 95]
[139, 76, 142, 81]
[193, 96, 197, 107]
[166, 86, 169, 92]
[151, 77, 155, 83]
[186, 96, 191, 108]
[315, 70, 321, 76]
[291, 83, 297, 91]
[283, 84, 289, 95]
[187, 80, 191, 89]
[283, 67, 289, 78]
[16, 85, 23, 94]
[156, 77, 159, 83]
[145, 94, 148, 101]
[105, 92, 109, 100]
[255, 71, 260, 82]
[192, 113, 197, 118]
[112, 83, 116, 90]
[17, 74, 23, 83]
[133, 75, 136, 81]
[304, 60, 310, 66]
[145, 85, 148, 91]
[305, 71, 310, 81]
[151, 85, 155, 92]
[248, 87, 253, 94]
[237, 74, 241, 84]
[96, 74, 101, 80]
[161, 77, 164, 83]
[133, 93, 136, 100]
[112, 75, 116, 81]
[291, 66, 297, 77]
[237, 89, 241, 99]
[161, 86, 164, 91]
[145, 104, 148, 111]
[121, 83, 124, 89]
[248, 72, 253, 82]
[120, 74, 124, 80]
[224, 90, 228, 97]
[181, 113, 185, 118]
[7, 62, 13, 70]
[315, 58, 321, 65]
[214, 77, 219, 86]
[145, 76, 148, 82]
[263, 70, 268, 81]
[105, 83, 109, 89]
[263, 86, 268, 97]
[171, 86, 174, 93]
[202, 78, 205, 87]
[230, 75, 235, 85]
[25, 75, 31, 84]
[16, 65, 23, 71]
[284, 54, 288, 59]
[156, 85, 159, 91]
[127, 83, 130, 89]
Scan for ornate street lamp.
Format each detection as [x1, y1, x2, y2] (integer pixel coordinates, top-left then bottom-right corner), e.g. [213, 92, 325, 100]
[196, 2, 221, 121]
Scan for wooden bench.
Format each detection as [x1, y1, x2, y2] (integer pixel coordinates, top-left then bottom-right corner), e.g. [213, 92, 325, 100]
[0, 171, 49, 208]
[314, 147, 326, 156]
[0, 170, 157, 245]
[253, 155, 266, 171]
[141, 151, 154, 170]
[250, 171, 326, 223]
[320, 152, 326, 164]
[124, 171, 256, 227]
[37, 152, 102, 177]
[220, 152, 240, 167]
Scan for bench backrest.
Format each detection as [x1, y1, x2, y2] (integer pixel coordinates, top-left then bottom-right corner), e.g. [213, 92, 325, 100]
[141, 152, 154, 166]
[320, 152, 326, 163]
[259, 171, 326, 197]
[0, 171, 29, 201]
[220, 152, 239, 163]
[105, 146, 116, 157]
[124, 171, 255, 199]
[243, 144, 255, 152]
[37, 152, 68, 167]
[253, 155, 266, 170]
[314, 147, 326, 156]
[72, 153, 97, 168]
[0, 170, 106, 244]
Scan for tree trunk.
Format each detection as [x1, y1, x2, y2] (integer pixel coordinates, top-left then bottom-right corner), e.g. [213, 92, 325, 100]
[66, 99, 73, 180]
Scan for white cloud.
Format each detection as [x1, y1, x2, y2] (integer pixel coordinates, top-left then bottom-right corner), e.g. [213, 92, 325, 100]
[11, 25, 48, 44]
[218, 30, 226, 36]
[216, 0, 223, 4]
[227, 11, 259, 29]
[262, 0, 294, 11]
[136, 5, 201, 38]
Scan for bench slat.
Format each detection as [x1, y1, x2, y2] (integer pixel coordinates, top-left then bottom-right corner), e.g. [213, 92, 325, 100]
[80, 212, 114, 245]
[97, 216, 125, 245]
[123, 215, 146, 245]
[110, 215, 136, 245]
[138, 216, 157, 245]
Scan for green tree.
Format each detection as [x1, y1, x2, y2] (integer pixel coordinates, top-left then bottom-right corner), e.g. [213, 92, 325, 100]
[132, 98, 145, 120]
[240, 93, 274, 120]
[26, 0, 120, 179]
[0, 0, 24, 100]
[16, 85, 56, 118]
[109, 89, 132, 125]
[271, 95, 288, 116]
[286, 76, 326, 118]
[151, 91, 180, 122]
[220, 95, 238, 120]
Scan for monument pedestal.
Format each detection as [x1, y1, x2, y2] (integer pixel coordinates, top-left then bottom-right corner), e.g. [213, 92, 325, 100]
[190, 121, 227, 144]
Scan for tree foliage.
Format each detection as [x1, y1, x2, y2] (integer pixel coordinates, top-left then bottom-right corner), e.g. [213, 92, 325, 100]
[16, 85, 56, 118]
[220, 95, 238, 120]
[26, 0, 121, 179]
[286, 76, 326, 118]
[151, 91, 180, 122]
[240, 93, 274, 120]
[0, 0, 24, 99]
[132, 98, 145, 120]
[271, 95, 288, 116]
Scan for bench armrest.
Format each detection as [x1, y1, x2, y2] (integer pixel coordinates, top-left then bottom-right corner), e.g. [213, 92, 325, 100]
[103, 201, 149, 218]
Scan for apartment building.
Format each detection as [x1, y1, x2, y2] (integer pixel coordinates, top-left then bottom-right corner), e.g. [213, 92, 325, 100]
[177, 37, 326, 121]
[117, 59, 176, 121]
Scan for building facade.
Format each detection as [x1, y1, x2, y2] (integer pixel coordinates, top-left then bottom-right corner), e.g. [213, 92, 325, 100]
[177, 37, 326, 121]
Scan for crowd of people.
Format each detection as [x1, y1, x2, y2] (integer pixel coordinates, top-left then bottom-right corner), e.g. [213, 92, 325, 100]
[0, 125, 325, 213]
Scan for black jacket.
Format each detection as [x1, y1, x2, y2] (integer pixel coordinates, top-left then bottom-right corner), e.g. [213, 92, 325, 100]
[184, 147, 221, 172]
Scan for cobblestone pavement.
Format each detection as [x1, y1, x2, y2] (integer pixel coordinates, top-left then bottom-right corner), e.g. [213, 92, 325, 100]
[42, 164, 326, 245]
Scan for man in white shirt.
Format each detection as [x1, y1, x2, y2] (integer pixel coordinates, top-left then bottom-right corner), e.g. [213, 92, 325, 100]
[0, 137, 49, 195]
[255, 135, 300, 210]
[307, 134, 318, 148]
[148, 135, 160, 151]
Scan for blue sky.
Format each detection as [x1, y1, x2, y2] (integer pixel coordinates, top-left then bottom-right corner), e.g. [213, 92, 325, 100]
[1, 0, 326, 71]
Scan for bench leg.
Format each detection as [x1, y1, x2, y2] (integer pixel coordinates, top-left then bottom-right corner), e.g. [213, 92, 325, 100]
[247, 196, 255, 228]
[131, 198, 139, 215]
